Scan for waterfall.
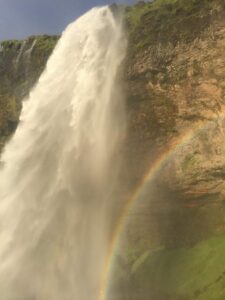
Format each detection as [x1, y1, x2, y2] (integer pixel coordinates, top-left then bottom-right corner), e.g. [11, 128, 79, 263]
[15, 40, 27, 70]
[24, 39, 37, 77]
[0, 6, 126, 300]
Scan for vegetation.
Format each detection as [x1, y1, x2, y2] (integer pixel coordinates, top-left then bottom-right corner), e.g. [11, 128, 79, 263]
[0, 95, 20, 133]
[124, 0, 218, 56]
[112, 235, 225, 299]
[1, 40, 23, 51]
[0, 36, 58, 152]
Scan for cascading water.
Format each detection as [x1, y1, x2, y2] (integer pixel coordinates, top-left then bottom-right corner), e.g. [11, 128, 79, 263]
[15, 40, 26, 70]
[24, 39, 37, 76]
[0, 6, 126, 300]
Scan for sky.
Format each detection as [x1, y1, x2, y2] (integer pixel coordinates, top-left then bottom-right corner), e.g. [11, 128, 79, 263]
[0, 0, 136, 41]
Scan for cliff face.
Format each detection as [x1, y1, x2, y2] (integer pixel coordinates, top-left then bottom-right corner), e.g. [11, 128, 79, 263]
[1, 1, 225, 299]
[118, 1, 225, 299]
[122, 0, 225, 246]
[0, 35, 58, 149]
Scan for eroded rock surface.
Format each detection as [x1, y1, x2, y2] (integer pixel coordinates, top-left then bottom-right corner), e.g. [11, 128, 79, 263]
[122, 0, 225, 249]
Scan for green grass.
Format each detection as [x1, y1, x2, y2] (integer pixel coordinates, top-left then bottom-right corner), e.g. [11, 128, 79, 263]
[124, 0, 217, 58]
[132, 235, 225, 299]
[125, 0, 213, 29]
[0, 40, 23, 50]
[125, 2, 152, 29]
[33, 35, 58, 53]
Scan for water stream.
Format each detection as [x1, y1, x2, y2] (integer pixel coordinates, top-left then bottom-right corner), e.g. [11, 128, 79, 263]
[0, 7, 126, 300]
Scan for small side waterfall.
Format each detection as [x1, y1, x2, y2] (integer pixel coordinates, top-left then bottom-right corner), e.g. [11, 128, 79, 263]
[0, 7, 126, 300]
[15, 40, 27, 70]
[15, 39, 36, 75]
[24, 39, 37, 76]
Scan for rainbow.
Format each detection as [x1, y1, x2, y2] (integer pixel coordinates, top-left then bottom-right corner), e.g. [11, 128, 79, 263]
[98, 113, 224, 300]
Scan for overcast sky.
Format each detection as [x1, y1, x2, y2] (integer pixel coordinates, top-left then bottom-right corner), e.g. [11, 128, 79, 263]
[0, 0, 136, 41]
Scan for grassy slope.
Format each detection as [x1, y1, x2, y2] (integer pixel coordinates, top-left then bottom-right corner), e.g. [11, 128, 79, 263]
[113, 235, 225, 299]
[136, 235, 225, 299]
[124, 0, 217, 57]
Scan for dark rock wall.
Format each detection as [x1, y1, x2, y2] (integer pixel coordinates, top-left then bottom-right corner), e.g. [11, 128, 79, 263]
[0, 35, 58, 150]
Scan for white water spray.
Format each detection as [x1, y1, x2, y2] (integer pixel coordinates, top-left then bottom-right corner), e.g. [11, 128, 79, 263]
[0, 7, 126, 300]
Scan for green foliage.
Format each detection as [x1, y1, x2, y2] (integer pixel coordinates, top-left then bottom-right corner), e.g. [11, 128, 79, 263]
[33, 35, 58, 53]
[113, 236, 225, 297]
[127, 235, 225, 299]
[124, 0, 216, 57]
[125, 2, 152, 30]
[0, 40, 23, 51]
[0, 95, 20, 135]
[126, 0, 212, 30]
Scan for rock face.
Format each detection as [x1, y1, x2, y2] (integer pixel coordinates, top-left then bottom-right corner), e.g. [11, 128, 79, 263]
[122, 0, 225, 248]
[117, 1, 225, 299]
[1, 0, 225, 299]
[0, 35, 58, 150]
